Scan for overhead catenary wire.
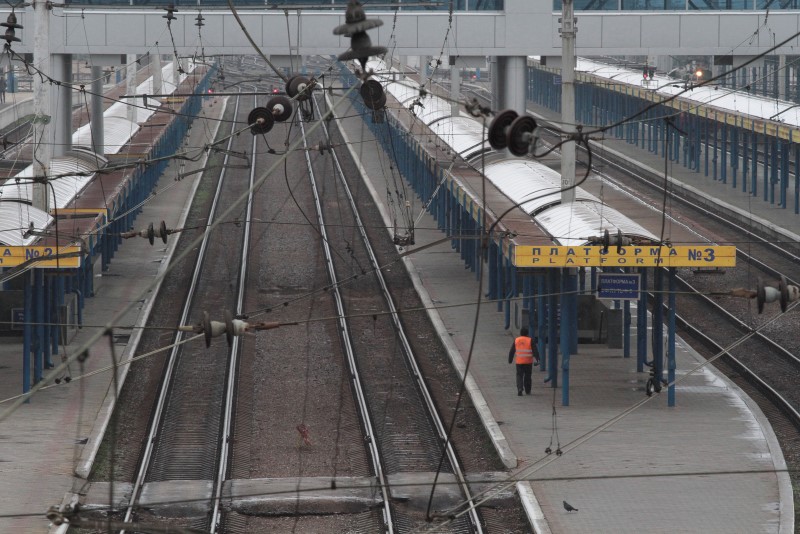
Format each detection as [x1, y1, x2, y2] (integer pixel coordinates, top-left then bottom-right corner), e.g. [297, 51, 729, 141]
[7, 4, 800, 528]
[417, 300, 799, 533]
[0, 81, 363, 421]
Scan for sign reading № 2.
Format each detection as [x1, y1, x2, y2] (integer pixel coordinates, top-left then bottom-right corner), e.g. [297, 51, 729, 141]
[513, 246, 736, 268]
[0, 246, 82, 268]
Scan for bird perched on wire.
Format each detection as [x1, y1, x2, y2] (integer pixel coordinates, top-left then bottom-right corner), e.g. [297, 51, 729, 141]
[333, 0, 387, 72]
[563, 500, 578, 512]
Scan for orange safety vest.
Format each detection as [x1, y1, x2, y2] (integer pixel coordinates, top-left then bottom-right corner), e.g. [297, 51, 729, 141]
[514, 336, 534, 365]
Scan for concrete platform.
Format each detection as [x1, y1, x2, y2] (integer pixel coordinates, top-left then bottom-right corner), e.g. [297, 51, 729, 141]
[332, 96, 793, 532]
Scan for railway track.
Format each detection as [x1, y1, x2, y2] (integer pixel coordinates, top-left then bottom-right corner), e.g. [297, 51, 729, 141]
[81, 63, 524, 532]
[297, 93, 484, 532]
[122, 90, 255, 532]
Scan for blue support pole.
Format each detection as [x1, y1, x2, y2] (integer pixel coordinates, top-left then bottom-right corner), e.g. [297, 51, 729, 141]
[780, 141, 788, 209]
[720, 114, 727, 184]
[567, 271, 578, 355]
[22, 271, 32, 395]
[488, 241, 497, 301]
[694, 109, 701, 171]
[53, 275, 64, 356]
[668, 268, 677, 407]
[476, 216, 483, 281]
[33, 270, 43, 384]
[547, 269, 559, 388]
[496, 237, 504, 312]
[624, 268, 631, 359]
[560, 269, 570, 406]
[770, 137, 778, 205]
[636, 268, 648, 373]
[653, 268, 664, 386]
[742, 127, 749, 192]
[712, 117, 718, 180]
[562, 269, 578, 406]
[795, 145, 800, 214]
[525, 275, 535, 334]
[504, 260, 514, 330]
[43, 274, 52, 369]
[704, 112, 709, 177]
[763, 124, 769, 201]
[752, 126, 758, 197]
[731, 119, 738, 189]
[537, 274, 547, 373]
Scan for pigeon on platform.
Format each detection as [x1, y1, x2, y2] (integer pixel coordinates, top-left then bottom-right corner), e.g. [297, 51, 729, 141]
[563, 500, 578, 512]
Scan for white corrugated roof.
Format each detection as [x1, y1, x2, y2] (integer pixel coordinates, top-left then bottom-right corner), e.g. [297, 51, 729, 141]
[73, 116, 140, 154]
[0, 61, 189, 245]
[1, 152, 102, 207]
[384, 81, 420, 106]
[105, 97, 159, 123]
[366, 57, 660, 251]
[536, 201, 657, 247]
[429, 116, 487, 160]
[483, 160, 600, 215]
[0, 201, 52, 246]
[577, 57, 800, 128]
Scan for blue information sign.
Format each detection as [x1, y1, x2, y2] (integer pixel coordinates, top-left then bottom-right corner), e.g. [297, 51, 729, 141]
[11, 308, 24, 330]
[597, 273, 641, 300]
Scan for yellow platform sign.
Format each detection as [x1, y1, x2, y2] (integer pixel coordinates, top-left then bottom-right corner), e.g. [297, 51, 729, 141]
[50, 208, 108, 218]
[0, 246, 82, 268]
[513, 245, 736, 268]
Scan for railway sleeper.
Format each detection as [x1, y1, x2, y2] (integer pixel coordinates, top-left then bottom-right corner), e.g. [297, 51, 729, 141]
[78, 473, 514, 518]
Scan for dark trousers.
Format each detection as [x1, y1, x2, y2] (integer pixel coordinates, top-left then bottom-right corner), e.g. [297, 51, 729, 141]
[516, 363, 532, 394]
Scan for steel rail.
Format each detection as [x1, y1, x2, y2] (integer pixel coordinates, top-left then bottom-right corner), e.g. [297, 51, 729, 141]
[650, 281, 800, 429]
[298, 109, 395, 534]
[122, 91, 244, 532]
[209, 91, 259, 532]
[565, 129, 800, 268]
[314, 94, 484, 533]
[670, 270, 800, 368]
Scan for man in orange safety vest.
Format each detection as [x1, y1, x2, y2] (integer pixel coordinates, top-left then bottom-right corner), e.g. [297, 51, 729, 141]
[508, 327, 539, 396]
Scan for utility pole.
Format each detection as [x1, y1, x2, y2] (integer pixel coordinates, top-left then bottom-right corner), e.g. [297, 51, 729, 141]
[32, 0, 52, 213]
[560, 0, 576, 204]
[126, 54, 137, 123]
[152, 53, 162, 96]
[90, 65, 103, 155]
[450, 56, 460, 117]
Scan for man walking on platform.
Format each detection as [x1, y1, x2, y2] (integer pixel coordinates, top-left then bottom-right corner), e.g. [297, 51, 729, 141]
[509, 327, 539, 396]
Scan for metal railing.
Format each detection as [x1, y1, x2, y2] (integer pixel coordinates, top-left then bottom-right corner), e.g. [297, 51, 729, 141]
[62, 0, 503, 10]
[556, 0, 800, 10]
